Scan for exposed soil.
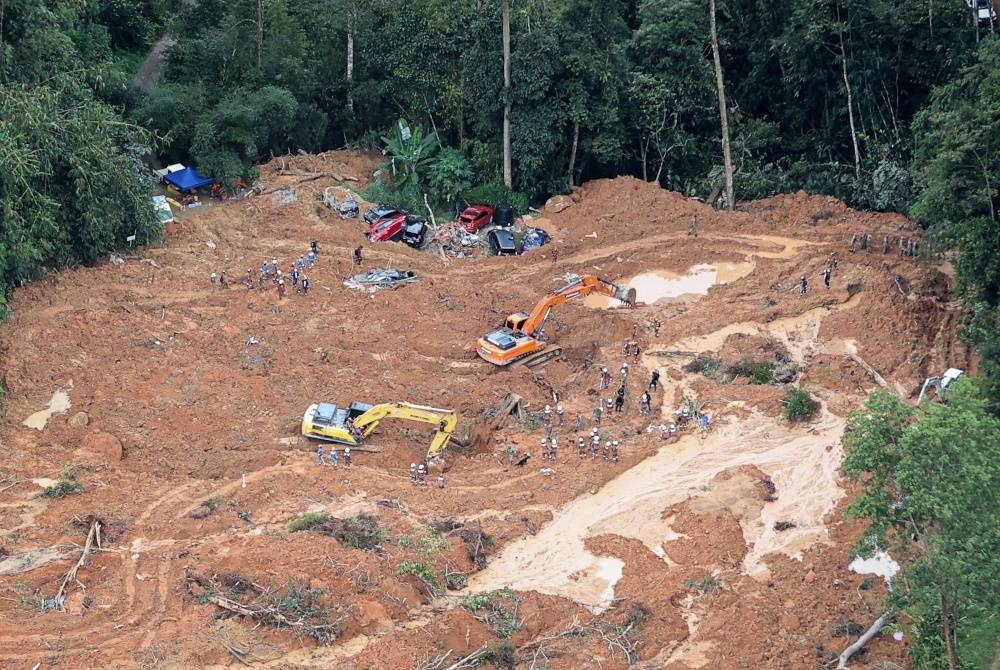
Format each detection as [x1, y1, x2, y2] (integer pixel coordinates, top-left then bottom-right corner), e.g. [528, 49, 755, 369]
[0, 157, 972, 669]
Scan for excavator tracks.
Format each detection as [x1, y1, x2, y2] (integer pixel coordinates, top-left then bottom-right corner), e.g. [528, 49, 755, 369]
[511, 345, 563, 369]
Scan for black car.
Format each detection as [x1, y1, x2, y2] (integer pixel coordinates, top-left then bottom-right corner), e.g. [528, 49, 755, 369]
[401, 216, 428, 249]
[487, 228, 519, 256]
[364, 204, 407, 225]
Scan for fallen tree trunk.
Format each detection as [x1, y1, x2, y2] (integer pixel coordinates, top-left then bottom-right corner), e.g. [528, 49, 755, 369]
[278, 169, 358, 182]
[55, 520, 101, 610]
[837, 611, 890, 669]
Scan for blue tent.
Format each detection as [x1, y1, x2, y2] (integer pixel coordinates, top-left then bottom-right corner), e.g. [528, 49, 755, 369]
[164, 167, 215, 192]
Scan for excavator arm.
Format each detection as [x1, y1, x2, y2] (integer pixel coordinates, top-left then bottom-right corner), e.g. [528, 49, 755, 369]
[519, 275, 635, 336]
[352, 402, 458, 459]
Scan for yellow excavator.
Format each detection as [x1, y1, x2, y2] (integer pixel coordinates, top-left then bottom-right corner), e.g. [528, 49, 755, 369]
[300, 401, 459, 460]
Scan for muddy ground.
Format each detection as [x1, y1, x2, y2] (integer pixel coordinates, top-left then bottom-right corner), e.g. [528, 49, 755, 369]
[0, 152, 973, 669]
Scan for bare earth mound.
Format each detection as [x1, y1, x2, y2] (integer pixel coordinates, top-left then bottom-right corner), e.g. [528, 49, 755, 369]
[0, 156, 971, 669]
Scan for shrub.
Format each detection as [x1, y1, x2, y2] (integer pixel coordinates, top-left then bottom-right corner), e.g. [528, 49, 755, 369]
[783, 387, 820, 422]
[398, 525, 450, 555]
[724, 358, 756, 379]
[43, 475, 84, 499]
[685, 576, 722, 594]
[395, 561, 440, 593]
[684, 355, 722, 378]
[463, 181, 529, 214]
[462, 588, 522, 638]
[288, 511, 330, 533]
[338, 514, 388, 550]
[750, 362, 774, 385]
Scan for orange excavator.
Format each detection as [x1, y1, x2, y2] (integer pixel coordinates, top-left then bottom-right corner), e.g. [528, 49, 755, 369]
[476, 275, 636, 368]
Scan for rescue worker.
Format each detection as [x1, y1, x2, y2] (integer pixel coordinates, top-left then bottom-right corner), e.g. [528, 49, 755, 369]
[606, 397, 614, 414]
[649, 369, 660, 391]
[699, 413, 710, 436]
[291, 266, 300, 287]
[343, 447, 352, 468]
[688, 215, 699, 237]
[639, 391, 651, 416]
[310, 240, 319, 256]
[611, 440, 620, 463]
[550, 438, 558, 461]
[614, 390, 625, 414]
[270, 258, 278, 275]
[245, 268, 254, 288]
[316, 445, 324, 465]
[298, 255, 306, 270]
[506, 445, 516, 464]
[409, 463, 418, 485]
[883, 235, 890, 254]
[827, 252, 839, 269]
[578, 437, 587, 459]
[307, 249, 317, 268]
[300, 276, 310, 295]
[620, 362, 629, 379]
[417, 463, 427, 485]
[436, 475, 445, 488]
[599, 367, 611, 390]
[651, 318, 662, 336]
[633, 343, 641, 364]
[822, 266, 832, 289]
[353, 245, 363, 266]
[591, 435, 601, 459]
[210, 272, 217, 287]
[799, 274, 808, 296]
[849, 233, 859, 253]
[594, 402, 603, 425]
[540, 437, 549, 460]
[556, 403, 565, 426]
[219, 271, 228, 289]
[277, 278, 286, 299]
[574, 414, 584, 433]
[329, 449, 339, 468]
[864, 233, 873, 253]
[543, 404, 552, 426]
[899, 237, 907, 257]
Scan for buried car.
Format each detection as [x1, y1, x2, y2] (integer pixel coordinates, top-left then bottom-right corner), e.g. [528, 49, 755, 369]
[520, 227, 551, 252]
[487, 228, 519, 256]
[363, 204, 407, 225]
[368, 213, 428, 249]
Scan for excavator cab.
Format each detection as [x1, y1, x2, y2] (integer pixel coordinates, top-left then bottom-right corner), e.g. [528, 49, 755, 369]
[504, 312, 531, 333]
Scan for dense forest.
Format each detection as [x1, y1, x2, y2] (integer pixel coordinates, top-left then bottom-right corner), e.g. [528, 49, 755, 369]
[1, 4, 999, 665]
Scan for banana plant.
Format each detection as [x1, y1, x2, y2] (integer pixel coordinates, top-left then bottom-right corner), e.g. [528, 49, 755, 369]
[380, 118, 439, 188]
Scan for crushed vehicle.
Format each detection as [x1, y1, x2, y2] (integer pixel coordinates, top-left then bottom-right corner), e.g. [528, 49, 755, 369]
[364, 204, 407, 225]
[520, 227, 551, 253]
[344, 268, 419, 291]
[367, 214, 429, 249]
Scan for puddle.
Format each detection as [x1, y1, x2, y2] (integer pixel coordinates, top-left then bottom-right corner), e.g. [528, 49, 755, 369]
[586, 262, 754, 308]
[849, 550, 899, 584]
[22, 390, 72, 430]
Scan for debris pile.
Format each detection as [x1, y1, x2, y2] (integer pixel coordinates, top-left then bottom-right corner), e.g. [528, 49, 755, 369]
[433, 221, 481, 257]
[343, 268, 419, 292]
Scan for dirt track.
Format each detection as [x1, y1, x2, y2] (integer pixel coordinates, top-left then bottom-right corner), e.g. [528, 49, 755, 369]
[0, 152, 973, 669]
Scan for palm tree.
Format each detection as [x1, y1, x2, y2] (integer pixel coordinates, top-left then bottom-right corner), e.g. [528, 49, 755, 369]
[380, 119, 439, 188]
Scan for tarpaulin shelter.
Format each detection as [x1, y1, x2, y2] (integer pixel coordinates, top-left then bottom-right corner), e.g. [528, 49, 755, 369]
[163, 167, 215, 192]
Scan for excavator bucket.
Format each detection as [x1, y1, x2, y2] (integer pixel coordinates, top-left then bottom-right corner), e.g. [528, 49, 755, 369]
[619, 287, 637, 307]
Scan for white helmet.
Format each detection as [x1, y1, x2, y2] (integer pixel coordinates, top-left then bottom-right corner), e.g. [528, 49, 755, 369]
[602, 367, 608, 373]
[623, 362, 629, 368]
[344, 447, 350, 453]
[418, 464, 426, 471]
[541, 438, 547, 445]
[557, 403, 563, 411]
[612, 440, 619, 446]
[545, 404, 551, 412]
[410, 463, 416, 468]
[578, 437, 585, 443]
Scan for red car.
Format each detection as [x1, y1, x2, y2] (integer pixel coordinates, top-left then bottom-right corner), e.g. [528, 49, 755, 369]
[367, 214, 428, 248]
[458, 205, 494, 233]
